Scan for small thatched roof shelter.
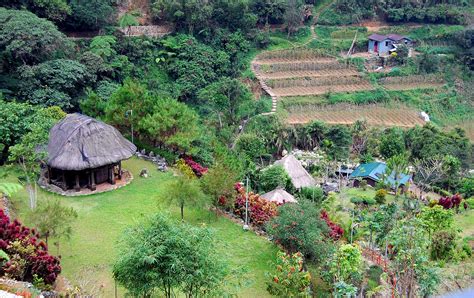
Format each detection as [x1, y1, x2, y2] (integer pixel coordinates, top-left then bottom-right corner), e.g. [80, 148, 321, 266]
[45, 113, 136, 192]
[261, 188, 297, 204]
[275, 154, 316, 189]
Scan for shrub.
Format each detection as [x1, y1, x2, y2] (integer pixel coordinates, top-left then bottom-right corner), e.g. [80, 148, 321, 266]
[234, 183, 278, 226]
[320, 210, 344, 240]
[266, 200, 331, 263]
[258, 165, 290, 193]
[182, 155, 208, 177]
[113, 214, 228, 297]
[431, 230, 457, 261]
[459, 178, 474, 198]
[266, 251, 311, 297]
[175, 158, 196, 179]
[350, 197, 363, 204]
[0, 210, 60, 285]
[438, 194, 463, 211]
[298, 187, 325, 205]
[359, 180, 368, 191]
[465, 198, 474, 209]
[351, 196, 375, 206]
[374, 189, 388, 204]
[461, 241, 472, 258]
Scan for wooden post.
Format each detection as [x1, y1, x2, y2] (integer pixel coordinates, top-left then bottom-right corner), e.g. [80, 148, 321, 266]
[47, 166, 51, 184]
[61, 171, 67, 191]
[90, 170, 96, 191]
[75, 174, 80, 192]
[110, 166, 116, 185]
[118, 161, 122, 180]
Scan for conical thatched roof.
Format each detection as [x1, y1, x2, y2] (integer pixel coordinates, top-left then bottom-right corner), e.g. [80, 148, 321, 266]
[274, 154, 316, 189]
[261, 188, 297, 204]
[47, 114, 136, 171]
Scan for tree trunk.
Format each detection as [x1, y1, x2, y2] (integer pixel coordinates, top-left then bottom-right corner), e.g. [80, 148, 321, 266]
[180, 203, 184, 221]
[0, 144, 9, 165]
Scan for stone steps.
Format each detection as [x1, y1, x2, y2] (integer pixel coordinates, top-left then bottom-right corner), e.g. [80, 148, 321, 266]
[252, 63, 277, 114]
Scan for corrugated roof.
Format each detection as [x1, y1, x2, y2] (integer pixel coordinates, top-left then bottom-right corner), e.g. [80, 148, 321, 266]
[368, 34, 388, 42]
[261, 188, 297, 204]
[350, 162, 411, 188]
[369, 33, 411, 42]
[274, 155, 316, 189]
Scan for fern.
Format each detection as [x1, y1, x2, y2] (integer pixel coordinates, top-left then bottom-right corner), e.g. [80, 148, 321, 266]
[0, 182, 22, 197]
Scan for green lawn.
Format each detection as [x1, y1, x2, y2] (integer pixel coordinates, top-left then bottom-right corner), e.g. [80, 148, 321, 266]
[5, 158, 277, 297]
[456, 209, 474, 238]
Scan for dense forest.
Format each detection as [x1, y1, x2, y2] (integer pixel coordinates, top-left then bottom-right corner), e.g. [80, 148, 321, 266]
[0, 0, 473, 297]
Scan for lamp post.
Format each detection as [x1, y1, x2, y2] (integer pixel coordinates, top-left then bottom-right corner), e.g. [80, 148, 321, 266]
[243, 177, 249, 231]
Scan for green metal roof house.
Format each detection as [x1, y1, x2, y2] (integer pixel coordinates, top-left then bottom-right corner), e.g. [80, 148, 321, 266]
[349, 162, 411, 190]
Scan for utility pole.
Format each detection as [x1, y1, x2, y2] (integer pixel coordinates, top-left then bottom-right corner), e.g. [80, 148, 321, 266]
[243, 177, 249, 230]
[130, 109, 134, 144]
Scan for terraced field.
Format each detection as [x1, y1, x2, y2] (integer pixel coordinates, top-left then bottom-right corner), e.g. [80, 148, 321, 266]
[251, 49, 444, 126]
[379, 75, 445, 91]
[286, 103, 426, 127]
[253, 50, 373, 98]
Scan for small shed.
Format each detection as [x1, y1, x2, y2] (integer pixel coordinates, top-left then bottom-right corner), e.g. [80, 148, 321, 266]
[45, 113, 136, 192]
[368, 33, 412, 55]
[349, 162, 411, 191]
[261, 188, 297, 204]
[274, 154, 316, 189]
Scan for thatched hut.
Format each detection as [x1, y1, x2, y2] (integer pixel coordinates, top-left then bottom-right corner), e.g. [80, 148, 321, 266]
[45, 114, 136, 192]
[261, 188, 297, 204]
[274, 154, 316, 189]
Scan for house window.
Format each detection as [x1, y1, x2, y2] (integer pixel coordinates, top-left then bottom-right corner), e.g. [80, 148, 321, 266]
[385, 41, 389, 46]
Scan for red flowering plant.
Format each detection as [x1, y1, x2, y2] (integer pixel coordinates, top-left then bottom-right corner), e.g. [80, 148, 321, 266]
[182, 155, 208, 177]
[234, 183, 278, 226]
[438, 194, 463, 211]
[320, 210, 344, 240]
[0, 209, 61, 285]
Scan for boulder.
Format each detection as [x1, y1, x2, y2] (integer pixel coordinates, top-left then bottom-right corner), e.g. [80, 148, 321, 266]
[139, 168, 149, 178]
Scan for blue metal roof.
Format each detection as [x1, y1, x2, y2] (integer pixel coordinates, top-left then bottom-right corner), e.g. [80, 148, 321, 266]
[350, 162, 411, 188]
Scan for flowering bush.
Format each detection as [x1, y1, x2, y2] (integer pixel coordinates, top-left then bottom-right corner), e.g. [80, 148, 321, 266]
[438, 194, 463, 210]
[176, 158, 196, 179]
[320, 210, 344, 240]
[0, 209, 61, 285]
[234, 183, 278, 226]
[182, 156, 208, 177]
[266, 251, 311, 297]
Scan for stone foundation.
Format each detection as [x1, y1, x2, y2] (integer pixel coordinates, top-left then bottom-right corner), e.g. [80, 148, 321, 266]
[38, 170, 134, 197]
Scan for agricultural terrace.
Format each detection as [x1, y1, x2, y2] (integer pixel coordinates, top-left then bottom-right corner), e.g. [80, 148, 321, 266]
[252, 49, 444, 99]
[5, 158, 277, 297]
[285, 103, 426, 127]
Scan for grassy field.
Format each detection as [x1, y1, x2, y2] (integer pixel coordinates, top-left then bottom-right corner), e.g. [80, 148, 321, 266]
[5, 158, 278, 297]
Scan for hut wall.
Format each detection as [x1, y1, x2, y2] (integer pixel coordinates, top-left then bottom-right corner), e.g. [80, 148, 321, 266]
[95, 166, 109, 184]
[48, 164, 117, 191]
